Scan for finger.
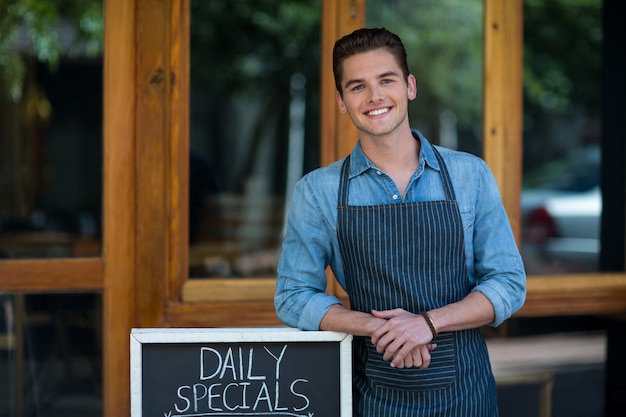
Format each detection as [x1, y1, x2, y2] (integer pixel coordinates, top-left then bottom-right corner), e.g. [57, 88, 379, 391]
[382, 338, 403, 361]
[410, 349, 422, 368]
[418, 345, 432, 369]
[370, 315, 394, 345]
[370, 332, 379, 346]
[393, 353, 411, 369]
[392, 344, 417, 369]
[370, 325, 385, 346]
[394, 344, 432, 369]
[371, 308, 404, 319]
[401, 354, 412, 369]
[373, 331, 394, 354]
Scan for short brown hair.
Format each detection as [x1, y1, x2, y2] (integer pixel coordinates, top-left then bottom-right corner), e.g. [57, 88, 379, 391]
[333, 28, 410, 96]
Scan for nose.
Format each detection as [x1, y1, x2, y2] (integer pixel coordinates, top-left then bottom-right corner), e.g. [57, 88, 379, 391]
[368, 83, 385, 102]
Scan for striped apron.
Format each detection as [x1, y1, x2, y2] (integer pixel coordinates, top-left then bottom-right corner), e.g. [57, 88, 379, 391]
[337, 148, 498, 417]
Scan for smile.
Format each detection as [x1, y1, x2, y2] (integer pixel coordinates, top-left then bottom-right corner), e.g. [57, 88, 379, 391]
[367, 108, 390, 116]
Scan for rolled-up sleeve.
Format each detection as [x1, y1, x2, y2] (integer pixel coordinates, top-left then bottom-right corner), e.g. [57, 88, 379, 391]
[468, 160, 526, 327]
[274, 176, 342, 330]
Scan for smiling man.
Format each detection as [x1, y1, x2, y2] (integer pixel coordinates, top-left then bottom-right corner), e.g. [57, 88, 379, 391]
[274, 28, 526, 417]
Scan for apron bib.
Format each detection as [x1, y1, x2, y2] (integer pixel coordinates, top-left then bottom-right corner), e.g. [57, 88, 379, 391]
[337, 147, 498, 417]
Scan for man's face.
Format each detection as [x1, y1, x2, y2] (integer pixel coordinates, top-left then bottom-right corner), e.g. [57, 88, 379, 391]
[336, 48, 416, 140]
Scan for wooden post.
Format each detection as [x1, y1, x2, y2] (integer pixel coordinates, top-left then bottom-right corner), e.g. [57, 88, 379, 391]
[483, 0, 523, 242]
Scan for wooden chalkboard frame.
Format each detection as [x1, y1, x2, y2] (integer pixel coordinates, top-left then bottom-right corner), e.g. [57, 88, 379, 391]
[130, 327, 353, 417]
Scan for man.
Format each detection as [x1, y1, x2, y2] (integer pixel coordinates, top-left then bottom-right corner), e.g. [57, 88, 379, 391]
[274, 28, 526, 416]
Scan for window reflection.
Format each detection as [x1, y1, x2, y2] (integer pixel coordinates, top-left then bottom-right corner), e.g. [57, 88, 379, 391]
[189, 0, 321, 278]
[520, 0, 602, 275]
[0, 292, 102, 416]
[0, 6, 103, 260]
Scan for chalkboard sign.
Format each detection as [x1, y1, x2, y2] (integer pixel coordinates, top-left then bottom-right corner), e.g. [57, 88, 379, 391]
[130, 328, 353, 417]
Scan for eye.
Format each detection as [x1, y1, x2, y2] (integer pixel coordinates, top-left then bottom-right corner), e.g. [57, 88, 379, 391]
[381, 79, 393, 85]
[351, 84, 364, 92]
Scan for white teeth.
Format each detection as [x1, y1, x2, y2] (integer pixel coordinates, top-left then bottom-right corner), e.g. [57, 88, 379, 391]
[368, 108, 389, 116]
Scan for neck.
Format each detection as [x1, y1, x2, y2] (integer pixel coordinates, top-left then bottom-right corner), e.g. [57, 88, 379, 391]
[360, 128, 420, 172]
[359, 128, 421, 197]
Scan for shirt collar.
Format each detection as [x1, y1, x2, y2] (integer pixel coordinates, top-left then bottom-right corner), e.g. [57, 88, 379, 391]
[348, 129, 441, 178]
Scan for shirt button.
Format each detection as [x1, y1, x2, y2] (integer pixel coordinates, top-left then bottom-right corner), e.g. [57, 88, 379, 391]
[376, 170, 382, 175]
[392, 194, 399, 200]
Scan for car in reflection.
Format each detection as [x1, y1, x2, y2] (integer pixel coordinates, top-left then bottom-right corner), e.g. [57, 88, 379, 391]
[520, 145, 601, 274]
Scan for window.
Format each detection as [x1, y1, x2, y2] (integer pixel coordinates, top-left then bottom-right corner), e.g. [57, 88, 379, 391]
[187, 0, 321, 279]
[0, 1, 103, 260]
[520, 0, 603, 275]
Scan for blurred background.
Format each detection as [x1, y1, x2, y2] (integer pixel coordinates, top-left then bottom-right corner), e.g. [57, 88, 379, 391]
[0, 1, 622, 416]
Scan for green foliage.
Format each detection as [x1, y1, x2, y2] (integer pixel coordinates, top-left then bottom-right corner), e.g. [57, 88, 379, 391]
[190, 0, 320, 98]
[0, 0, 103, 101]
[524, 0, 602, 116]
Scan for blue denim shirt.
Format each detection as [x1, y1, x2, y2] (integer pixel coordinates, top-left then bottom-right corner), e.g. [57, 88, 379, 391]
[275, 130, 526, 330]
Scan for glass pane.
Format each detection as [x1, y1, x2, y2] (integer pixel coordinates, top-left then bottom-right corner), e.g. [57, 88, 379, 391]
[0, 292, 102, 417]
[520, 0, 602, 275]
[0, 3, 103, 260]
[189, 1, 321, 278]
[367, 0, 484, 156]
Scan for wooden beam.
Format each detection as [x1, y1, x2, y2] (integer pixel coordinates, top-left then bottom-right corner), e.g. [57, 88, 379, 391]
[182, 278, 276, 303]
[0, 258, 102, 291]
[517, 274, 626, 317]
[166, 300, 282, 328]
[102, 0, 136, 415]
[135, 0, 170, 328]
[483, 0, 523, 241]
[168, 0, 190, 303]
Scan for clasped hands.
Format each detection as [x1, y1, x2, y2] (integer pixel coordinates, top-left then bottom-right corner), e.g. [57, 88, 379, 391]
[370, 308, 437, 369]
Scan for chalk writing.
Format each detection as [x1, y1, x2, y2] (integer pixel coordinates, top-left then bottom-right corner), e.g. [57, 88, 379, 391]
[164, 344, 313, 417]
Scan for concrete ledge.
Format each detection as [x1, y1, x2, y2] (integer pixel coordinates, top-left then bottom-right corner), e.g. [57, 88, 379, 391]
[488, 331, 606, 378]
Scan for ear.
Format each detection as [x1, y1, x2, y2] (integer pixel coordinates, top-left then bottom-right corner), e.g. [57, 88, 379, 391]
[336, 90, 348, 114]
[407, 74, 417, 100]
